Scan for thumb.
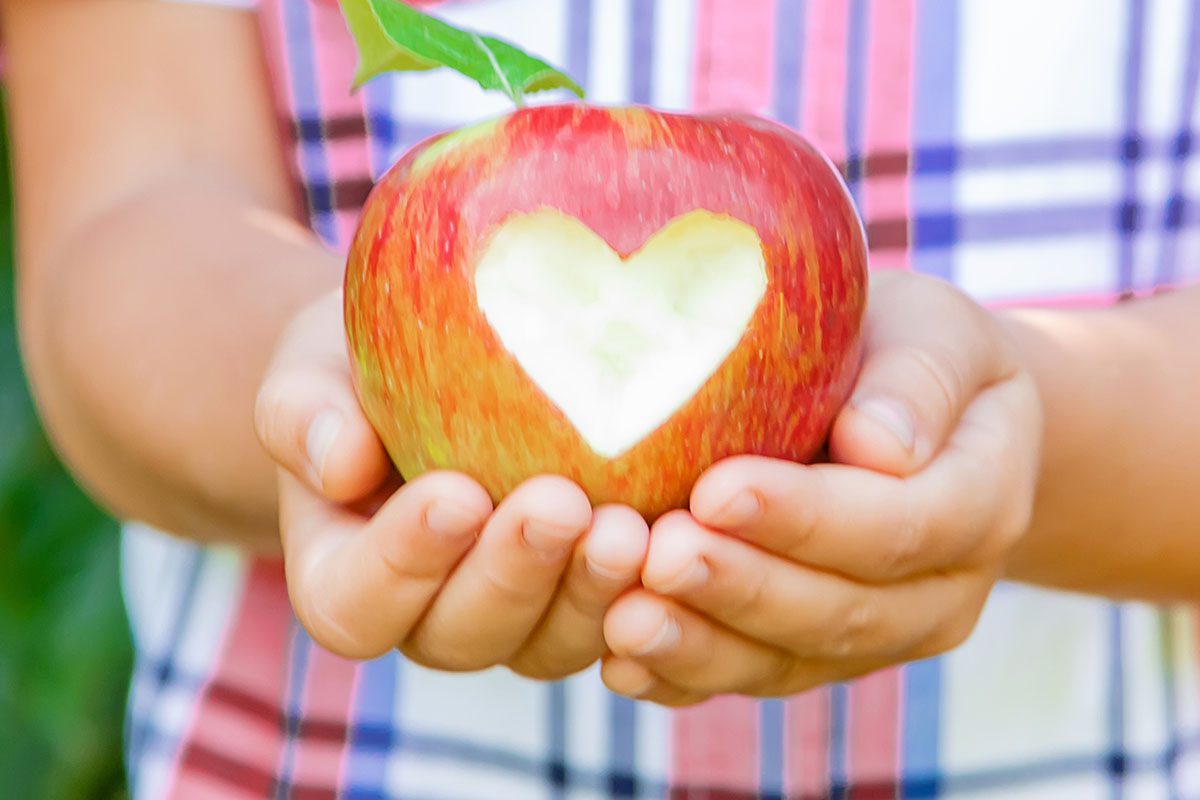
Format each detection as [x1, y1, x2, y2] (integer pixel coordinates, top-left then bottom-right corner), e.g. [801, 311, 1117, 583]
[255, 290, 392, 503]
[829, 273, 1017, 476]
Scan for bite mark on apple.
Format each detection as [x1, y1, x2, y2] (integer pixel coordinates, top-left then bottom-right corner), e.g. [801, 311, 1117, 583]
[473, 209, 768, 458]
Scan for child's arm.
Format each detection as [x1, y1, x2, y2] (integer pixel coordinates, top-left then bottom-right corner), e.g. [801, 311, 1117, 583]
[1002, 288, 1200, 600]
[4, 0, 650, 676]
[3, 0, 338, 548]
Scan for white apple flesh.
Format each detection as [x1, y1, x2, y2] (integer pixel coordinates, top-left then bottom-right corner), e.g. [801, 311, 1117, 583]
[474, 209, 768, 458]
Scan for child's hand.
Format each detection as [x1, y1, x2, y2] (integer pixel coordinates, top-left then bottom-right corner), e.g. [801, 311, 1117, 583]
[255, 290, 649, 678]
[600, 271, 1042, 705]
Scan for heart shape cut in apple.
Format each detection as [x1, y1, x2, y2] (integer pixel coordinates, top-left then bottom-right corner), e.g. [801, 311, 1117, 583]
[346, 104, 868, 518]
[474, 209, 768, 458]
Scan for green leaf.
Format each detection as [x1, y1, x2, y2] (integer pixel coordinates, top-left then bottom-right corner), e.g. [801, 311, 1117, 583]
[339, 0, 585, 104]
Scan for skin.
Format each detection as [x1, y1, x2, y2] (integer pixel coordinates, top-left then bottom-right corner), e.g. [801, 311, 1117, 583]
[261, 292, 650, 672]
[603, 277, 1200, 703]
[8, 0, 1200, 696]
[602, 271, 1041, 701]
[3, 0, 306, 549]
[4, 0, 649, 675]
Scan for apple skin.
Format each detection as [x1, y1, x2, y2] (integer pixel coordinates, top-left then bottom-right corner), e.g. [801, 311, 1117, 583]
[345, 104, 868, 519]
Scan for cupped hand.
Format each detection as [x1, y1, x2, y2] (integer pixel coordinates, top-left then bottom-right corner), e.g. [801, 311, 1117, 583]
[600, 271, 1043, 704]
[255, 289, 649, 678]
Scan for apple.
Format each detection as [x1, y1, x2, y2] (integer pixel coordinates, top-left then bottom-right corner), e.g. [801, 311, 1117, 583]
[344, 104, 868, 519]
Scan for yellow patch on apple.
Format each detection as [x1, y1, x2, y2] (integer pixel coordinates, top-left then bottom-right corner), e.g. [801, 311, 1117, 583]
[474, 209, 769, 458]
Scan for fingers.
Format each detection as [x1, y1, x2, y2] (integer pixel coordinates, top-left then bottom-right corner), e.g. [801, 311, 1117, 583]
[603, 591, 821, 698]
[255, 290, 391, 503]
[691, 373, 1037, 583]
[640, 512, 989, 661]
[690, 456, 958, 580]
[600, 585, 942, 702]
[829, 272, 1019, 475]
[280, 470, 493, 660]
[601, 657, 710, 707]
[509, 505, 649, 680]
[282, 470, 643, 674]
[403, 476, 592, 671]
[601, 517, 993, 701]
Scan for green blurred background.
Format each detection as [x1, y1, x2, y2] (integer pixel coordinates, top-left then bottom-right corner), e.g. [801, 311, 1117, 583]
[0, 95, 133, 797]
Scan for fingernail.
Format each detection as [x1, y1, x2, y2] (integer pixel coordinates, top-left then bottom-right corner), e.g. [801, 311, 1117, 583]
[657, 559, 710, 595]
[425, 502, 484, 537]
[854, 397, 916, 452]
[306, 410, 343, 480]
[634, 615, 681, 657]
[710, 491, 761, 528]
[523, 519, 583, 555]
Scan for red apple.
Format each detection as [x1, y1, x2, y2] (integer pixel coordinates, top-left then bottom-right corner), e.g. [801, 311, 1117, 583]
[345, 104, 867, 519]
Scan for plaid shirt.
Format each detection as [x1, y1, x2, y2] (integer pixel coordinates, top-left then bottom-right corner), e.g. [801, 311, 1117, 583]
[131, 1, 1200, 797]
